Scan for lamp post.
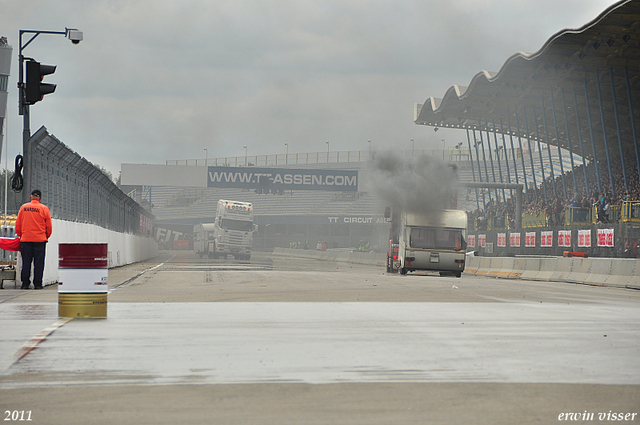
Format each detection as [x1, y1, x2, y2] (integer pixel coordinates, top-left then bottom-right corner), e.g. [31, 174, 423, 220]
[411, 138, 414, 154]
[243, 145, 247, 166]
[367, 139, 371, 159]
[18, 27, 82, 203]
[204, 148, 208, 164]
[284, 143, 288, 164]
[325, 141, 329, 162]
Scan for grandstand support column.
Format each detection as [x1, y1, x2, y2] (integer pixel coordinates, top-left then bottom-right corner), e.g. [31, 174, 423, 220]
[472, 129, 486, 207]
[560, 89, 578, 193]
[595, 70, 616, 198]
[549, 88, 568, 199]
[513, 108, 530, 202]
[491, 120, 506, 201]
[532, 107, 548, 201]
[572, 88, 590, 194]
[499, 119, 514, 200]
[465, 128, 481, 209]
[482, 120, 498, 202]
[625, 65, 640, 187]
[609, 68, 629, 192]
[584, 78, 602, 193]
[477, 127, 490, 190]
[506, 112, 522, 192]
[522, 107, 538, 200]
[540, 97, 557, 197]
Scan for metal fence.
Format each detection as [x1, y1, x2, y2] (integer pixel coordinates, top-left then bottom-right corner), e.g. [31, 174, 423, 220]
[27, 126, 153, 235]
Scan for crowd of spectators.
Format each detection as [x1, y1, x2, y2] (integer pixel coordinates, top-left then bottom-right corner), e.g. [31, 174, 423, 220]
[467, 153, 640, 229]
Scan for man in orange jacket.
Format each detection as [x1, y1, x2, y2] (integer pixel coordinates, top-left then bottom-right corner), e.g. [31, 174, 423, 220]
[16, 189, 52, 289]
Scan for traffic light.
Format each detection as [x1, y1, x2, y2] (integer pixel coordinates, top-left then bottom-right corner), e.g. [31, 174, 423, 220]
[25, 60, 57, 105]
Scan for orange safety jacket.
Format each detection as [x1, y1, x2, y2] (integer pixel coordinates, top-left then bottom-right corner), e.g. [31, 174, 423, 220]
[15, 199, 52, 243]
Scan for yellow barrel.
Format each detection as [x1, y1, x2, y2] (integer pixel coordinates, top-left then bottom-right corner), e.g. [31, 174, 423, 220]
[58, 293, 107, 318]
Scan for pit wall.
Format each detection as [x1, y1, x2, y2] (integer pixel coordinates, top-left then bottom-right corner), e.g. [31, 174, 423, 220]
[20, 219, 159, 287]
[273, 248, 640, 290]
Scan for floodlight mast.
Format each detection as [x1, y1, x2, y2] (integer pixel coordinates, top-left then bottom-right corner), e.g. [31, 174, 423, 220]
[17, 28, 82, 203]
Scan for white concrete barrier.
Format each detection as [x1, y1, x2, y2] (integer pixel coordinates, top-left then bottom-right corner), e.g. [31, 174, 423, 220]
[587, 258, 615, 286]
[463, 256, 480, 275]
[564, 258, 592, 285]
[510, 258, 527, 279]
[19, 219, 158, 287]
[520, 258, 542, 281]
[485, 257, 502, 278]
[475, 257, 492, 275]
[550, 258, 573, 282]
[533, 258, 557, 281]
[603, 259, 637, 288]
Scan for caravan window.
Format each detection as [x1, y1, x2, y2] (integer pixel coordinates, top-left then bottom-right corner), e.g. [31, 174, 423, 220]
[410, 227, 465, 251]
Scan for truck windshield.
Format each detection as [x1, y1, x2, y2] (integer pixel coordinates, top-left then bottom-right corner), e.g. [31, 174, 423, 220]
[409, 227, 466, 251]
[220, 219, 254, 232]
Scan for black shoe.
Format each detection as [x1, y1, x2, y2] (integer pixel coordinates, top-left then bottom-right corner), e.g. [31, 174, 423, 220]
[34, 286, 43, 290]
[21, 286, 30, 290]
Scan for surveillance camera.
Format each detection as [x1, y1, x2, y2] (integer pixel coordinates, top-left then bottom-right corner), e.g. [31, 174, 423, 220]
[67, 30, 83, 44]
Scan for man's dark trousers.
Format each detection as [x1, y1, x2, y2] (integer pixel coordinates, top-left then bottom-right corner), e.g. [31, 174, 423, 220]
[20, 242, 47, 289]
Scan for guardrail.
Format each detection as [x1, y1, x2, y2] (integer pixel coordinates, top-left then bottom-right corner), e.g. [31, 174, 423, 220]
[622, 201, 640, 223]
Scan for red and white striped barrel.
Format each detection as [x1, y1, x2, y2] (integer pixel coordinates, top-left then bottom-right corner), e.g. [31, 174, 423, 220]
[58, 243, 108, 318]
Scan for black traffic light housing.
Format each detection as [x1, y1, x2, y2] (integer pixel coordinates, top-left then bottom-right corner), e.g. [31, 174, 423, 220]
[25, 60, 57, 105]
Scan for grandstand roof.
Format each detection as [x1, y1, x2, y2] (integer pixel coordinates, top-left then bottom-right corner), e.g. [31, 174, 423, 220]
[414, 0, 640, 162]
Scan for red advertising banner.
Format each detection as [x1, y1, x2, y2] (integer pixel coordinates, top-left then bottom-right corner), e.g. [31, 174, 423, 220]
[541, 231, 553, 247]
[525, 232, 536, 248]
[509, 232, 521, 247]
[578, 229, 591, 248]
[558, 230, 571, 247]
[497, 233, 506, 247]
[479, 234, 486, 248]
[597, 228, 614, 247]
[468, 235, 476, 248]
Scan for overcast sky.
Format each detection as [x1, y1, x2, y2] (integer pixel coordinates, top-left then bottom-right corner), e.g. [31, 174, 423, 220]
[0, 0, 619, 177]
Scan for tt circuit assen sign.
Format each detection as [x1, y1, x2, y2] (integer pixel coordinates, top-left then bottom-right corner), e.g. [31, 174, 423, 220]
[207, 166, 358, 192]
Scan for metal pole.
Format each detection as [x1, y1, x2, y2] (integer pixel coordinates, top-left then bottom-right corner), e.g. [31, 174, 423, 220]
[584, 78, 602, 193]
[472, 129, 486, 208]
[540, 97, 557, 197]
[491, 120, 506, 201]
[513, 108, 530, 202]
[506, 112, 521, 187]
[477, 126, 490, 185]
[625, 65, 640, 188]
[466, 128, 481, 210]
[549, 88, 568, 199]
[499, 118, 514, 200]
[609, 68, 629, 192]
[522, 107, 538, 200]
[532, 107, 548, 201]
[573, 88, 589, 194]
[483, 120, 497, 188]
[560, 88, 578, 194]
[595, 70, 616, 198]
[18, 28, 73, 204]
